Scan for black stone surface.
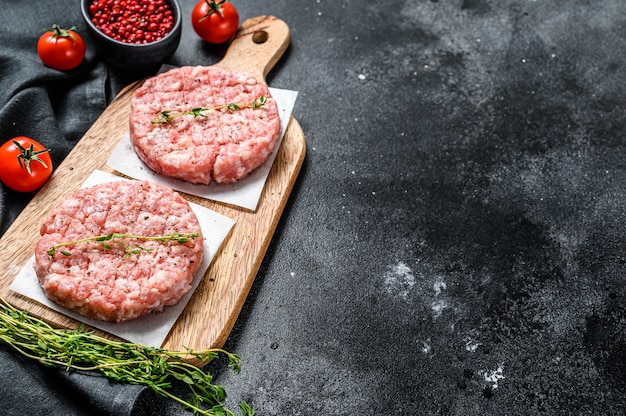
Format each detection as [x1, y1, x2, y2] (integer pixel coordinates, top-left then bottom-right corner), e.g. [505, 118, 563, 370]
[1, 0, 625, 415]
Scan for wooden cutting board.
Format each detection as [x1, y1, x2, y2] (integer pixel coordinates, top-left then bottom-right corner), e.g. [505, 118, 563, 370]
[0, 15, 305, 365]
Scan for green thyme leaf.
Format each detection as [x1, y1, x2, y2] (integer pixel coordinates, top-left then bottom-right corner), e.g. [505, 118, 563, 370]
[151, 96, 268, 124]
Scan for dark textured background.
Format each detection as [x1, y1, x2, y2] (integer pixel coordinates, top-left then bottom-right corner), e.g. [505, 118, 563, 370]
[1, 0, 625, 415]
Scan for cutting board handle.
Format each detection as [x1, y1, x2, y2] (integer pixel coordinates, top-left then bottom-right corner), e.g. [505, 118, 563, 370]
[217, 15, 291, 83]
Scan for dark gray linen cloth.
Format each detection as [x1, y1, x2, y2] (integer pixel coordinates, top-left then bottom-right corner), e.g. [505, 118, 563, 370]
[0, 1, 171, 414]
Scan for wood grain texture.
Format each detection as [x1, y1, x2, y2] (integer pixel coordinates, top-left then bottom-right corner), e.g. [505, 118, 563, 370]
[0, 15, 305, 366]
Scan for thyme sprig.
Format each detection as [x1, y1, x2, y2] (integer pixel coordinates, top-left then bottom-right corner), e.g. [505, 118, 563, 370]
[0, 299, 254, 416]
[46, 232, 200, 258]
[152, 95, 267, 124]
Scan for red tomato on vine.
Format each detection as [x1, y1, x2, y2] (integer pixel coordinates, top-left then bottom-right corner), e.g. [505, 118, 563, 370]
[37, 24, 86, 71]
[0, 137, 53, 192]
[191, 0, 239, 44]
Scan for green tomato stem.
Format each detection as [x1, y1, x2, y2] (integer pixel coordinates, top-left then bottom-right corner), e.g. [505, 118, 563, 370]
[13, 140, 50, 175]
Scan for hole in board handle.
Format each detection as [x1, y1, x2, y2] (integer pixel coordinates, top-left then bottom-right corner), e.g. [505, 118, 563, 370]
[252, 30, 268, 44]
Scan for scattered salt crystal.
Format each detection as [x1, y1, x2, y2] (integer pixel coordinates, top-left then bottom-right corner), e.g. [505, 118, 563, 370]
[482, 364, 505, 389]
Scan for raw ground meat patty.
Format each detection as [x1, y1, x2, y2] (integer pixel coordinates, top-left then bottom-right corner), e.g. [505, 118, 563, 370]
[129, 65, 281, 184]
[34, 180, 204, 323]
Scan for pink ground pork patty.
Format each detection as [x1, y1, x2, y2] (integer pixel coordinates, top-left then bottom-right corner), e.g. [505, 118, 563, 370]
[34, 180, 204, 323]
[129, 65, 281, 185]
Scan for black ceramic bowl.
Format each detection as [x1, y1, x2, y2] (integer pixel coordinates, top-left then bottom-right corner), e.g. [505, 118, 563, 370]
[80, 0, 182, 70]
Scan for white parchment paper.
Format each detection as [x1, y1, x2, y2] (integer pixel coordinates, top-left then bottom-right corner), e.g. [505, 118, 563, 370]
[106, 87, 298, 211]
[10, 170, 235, 348]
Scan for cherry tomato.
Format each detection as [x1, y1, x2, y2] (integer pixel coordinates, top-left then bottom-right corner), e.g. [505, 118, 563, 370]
[191, 0, 239, 44]
[37, 24, 86, 70]
[0, 137, 53, 193]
